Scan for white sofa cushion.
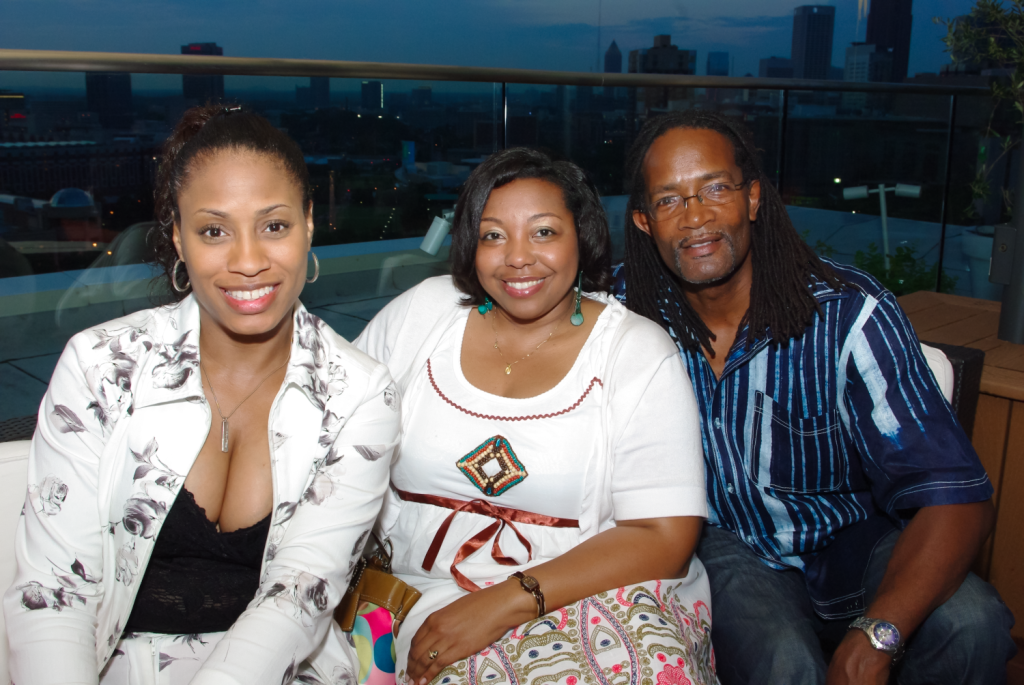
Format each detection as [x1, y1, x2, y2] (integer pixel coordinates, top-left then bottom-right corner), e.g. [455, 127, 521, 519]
[921, 344, 955, 404]
[0, 440, 30, 685]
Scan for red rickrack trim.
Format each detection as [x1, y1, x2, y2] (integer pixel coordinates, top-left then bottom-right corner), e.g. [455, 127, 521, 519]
[427, 358, 602, 422]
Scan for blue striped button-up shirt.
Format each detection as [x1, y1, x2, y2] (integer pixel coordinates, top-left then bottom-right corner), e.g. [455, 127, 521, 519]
[612, 260, 992, 618]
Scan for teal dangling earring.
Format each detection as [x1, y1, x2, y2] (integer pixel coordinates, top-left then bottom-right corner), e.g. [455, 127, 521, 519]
[570, 271, 584, 326]
[478, 296, 494, 316]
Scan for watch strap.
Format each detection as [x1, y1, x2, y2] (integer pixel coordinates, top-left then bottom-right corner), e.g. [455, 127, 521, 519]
[509, 571, 545, 618]
[849, 617, 904, 663]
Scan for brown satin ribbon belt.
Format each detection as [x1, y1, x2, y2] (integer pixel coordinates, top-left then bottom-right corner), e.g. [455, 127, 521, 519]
[393, 487, 579, 592]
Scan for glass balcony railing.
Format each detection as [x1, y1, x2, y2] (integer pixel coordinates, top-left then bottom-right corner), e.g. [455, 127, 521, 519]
[0, 49, 994, 432]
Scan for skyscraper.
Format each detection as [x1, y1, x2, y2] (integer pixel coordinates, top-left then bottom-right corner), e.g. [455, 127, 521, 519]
[85, 72, 132, 129]
[603, 41, 622, 100]
[707, 52, 730, 77]
[791, 6, 835, 80]
[181, 43, 225, 103]
[844, 43, 893, 83]
[361, 81, 383, 111]
[604, 41, 622, 74]
[759, 57, 794, 78]
[629, 35, 697, 76]
[628, 35, 697, 111]
[866, 0, 913, 82]
[843, 43, 893, 109]
[310, 77, 330, 108]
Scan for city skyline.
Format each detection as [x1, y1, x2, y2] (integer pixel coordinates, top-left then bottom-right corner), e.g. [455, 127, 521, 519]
[2, 0, 978, 92]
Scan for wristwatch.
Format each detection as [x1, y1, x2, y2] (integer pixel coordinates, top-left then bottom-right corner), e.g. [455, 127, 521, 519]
[848, 617, 904, 662]
[509, 571, 545, 618]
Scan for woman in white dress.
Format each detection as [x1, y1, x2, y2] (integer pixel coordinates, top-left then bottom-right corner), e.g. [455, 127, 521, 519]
[356, 148, 716, 685]
[4, 106, 398, 685]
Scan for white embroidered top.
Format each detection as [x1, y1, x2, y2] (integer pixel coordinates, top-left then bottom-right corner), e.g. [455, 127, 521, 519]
[355, 276, 707, 674]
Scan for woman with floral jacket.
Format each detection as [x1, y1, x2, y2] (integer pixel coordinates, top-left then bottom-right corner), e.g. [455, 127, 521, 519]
[3, 106, 399, 685]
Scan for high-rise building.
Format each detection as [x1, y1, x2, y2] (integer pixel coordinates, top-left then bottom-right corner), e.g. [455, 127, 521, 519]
[361, 81, 383, 111]
[759, 57, 794, 78]
[309, 77, 330, 108]
[843, 43, 893, 109]
[792, 6, 835, 80]
[85, 72, 132, 129]
[604, 41, 622, 74]
[603, 41, 623, 100]
[629, 35, 697, 111]
[181, 43, 225, 103]
[707, 52, 730, 77]
[866, 0, 913, 81]
[629, 35, 697, 76]
[844, 43, 893, 82]
[706, 52, 733, 103]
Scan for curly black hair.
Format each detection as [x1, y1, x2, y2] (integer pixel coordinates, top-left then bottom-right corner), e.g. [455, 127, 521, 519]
[150, 105, 312, 299]
[449, 147, 612, 306]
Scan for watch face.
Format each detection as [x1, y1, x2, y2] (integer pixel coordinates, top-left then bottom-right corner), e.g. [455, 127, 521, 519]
[521, 576, 539, 591]
[871, 622, 900, 648]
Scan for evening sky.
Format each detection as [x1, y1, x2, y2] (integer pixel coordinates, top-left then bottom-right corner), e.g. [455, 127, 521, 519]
[1, 0, 980, 92]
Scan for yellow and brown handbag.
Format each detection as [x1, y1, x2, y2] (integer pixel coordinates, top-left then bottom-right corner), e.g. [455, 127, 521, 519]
[334, 534, 422, 637]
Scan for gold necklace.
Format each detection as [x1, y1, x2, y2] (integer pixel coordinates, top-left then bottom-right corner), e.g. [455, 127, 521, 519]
[200, 358, 289, 452]
[489, 310, 562, 375]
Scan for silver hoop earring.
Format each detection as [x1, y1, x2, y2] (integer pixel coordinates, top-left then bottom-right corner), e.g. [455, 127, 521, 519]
[306, 251, 319, 283]
[171, 258, 190, 293]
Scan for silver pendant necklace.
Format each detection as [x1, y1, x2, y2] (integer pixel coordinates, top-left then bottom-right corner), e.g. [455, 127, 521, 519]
[200, 359, 289, 452]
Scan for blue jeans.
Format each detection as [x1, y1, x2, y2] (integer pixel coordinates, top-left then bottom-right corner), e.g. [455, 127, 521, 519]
[698, 525, 1017, 685]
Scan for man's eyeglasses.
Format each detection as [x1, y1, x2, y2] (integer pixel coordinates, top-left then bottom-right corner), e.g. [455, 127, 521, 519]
[649, 180, 749, 221]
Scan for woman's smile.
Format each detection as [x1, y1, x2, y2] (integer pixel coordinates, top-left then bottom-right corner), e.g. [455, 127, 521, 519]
[502, 277, 547, 298]
[221, 284, 280, 314]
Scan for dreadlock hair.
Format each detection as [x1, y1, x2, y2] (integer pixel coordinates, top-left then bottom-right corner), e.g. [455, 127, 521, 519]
[622, 109, 846, 353]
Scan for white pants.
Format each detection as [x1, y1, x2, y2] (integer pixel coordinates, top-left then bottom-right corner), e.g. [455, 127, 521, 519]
[100, 632, 226, 685]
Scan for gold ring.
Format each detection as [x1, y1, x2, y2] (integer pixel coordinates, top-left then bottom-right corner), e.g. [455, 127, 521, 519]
[428, 650, 439, 661]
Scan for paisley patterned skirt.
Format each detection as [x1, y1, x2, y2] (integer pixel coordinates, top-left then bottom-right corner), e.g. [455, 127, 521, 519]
[383, 582, 717, 685]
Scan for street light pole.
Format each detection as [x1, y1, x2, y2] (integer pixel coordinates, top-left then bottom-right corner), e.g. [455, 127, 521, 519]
[877, 183, 890, 271]
[842, 183, 921, 273]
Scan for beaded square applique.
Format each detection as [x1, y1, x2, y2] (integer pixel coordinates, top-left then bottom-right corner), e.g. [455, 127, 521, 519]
[457, 436, 528, 497]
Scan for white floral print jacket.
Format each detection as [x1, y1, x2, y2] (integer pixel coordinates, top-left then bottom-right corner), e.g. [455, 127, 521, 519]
[2, 295, 400, 685]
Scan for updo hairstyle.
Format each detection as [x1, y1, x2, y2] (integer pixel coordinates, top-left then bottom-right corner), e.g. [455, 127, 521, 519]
[449, 147, 612, 306]
[149, 105, 312, 300]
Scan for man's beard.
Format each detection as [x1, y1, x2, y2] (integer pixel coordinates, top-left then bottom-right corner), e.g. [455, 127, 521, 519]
[671, 231, 738, 286]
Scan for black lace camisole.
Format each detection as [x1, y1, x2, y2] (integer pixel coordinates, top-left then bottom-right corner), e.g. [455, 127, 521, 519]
[124, 487, 272, 634]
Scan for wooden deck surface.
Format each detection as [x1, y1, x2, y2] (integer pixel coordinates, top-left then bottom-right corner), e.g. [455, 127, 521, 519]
[898, 291, 1024, 401]
[897, 290, 1024, 642]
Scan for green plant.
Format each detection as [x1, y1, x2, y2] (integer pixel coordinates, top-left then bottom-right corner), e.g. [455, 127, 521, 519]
[853, 243, 958, 296]
[940, 1, 1024, 114]
[940, 2, 1024, 218]
[800, 229, 837, 259]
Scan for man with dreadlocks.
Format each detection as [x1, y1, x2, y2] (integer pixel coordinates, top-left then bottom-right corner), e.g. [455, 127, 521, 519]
[613, 110, 1015, 685]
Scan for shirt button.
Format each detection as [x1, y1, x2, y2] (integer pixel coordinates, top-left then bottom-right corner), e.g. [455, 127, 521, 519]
[714, 417, 722, 429]
[727, 483, 735, 494]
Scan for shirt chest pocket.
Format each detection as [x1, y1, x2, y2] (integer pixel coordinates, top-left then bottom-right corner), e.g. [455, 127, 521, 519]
[748, 391, 848, 493]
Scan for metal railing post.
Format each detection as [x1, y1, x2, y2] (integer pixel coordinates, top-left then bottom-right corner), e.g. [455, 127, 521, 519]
[777, 89, 789, 193]
[502, 82, 508, 150]
[936, 94, 957, 293]
[996, 122, 1024, 342]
